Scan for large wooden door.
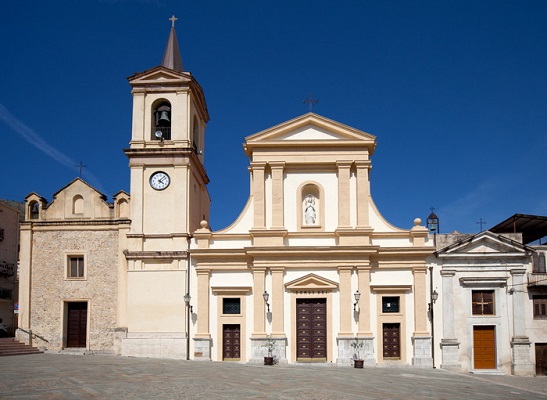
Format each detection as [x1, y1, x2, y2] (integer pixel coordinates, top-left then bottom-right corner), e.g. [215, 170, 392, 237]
[535, 344, 547, 376]
[296, 298, 327, 361]
[66, 302, 87, 348]
[473, 326, 496, 369]
[223, 324, 241, 361]
[382, 323, 400, 359]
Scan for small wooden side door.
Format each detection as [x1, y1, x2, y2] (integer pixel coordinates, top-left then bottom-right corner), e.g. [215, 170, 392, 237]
[536, 343, 547, 376]
[382, 323, 400, 359]
[66, 302, 87, 348]
[223, 324, 241, 361]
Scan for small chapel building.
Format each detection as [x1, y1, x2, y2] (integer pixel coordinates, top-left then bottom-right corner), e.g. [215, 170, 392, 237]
[17, 19, 436, 367]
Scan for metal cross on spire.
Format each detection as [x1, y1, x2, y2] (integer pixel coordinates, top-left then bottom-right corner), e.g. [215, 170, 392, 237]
[76, 161, 87, 177]
[476, 218, 487, 232]
[303, 93, 319, 112]
[169, 15, 178, 28]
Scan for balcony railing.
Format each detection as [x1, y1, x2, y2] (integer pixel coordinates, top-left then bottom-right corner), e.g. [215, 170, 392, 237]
[0, 261, 15, 276]
[528, 273, 547, 286]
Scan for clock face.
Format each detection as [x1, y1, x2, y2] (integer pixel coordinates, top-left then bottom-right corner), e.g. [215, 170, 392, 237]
[149, 171, 170, 190]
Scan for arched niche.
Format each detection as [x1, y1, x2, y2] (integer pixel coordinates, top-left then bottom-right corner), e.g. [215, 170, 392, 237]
[151, 99, 172, 141]
[72, 195, 84, 215]
[298, 182, 324, 230]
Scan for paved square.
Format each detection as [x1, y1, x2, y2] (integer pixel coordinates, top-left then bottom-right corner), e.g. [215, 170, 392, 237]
[0, 354, 546, 399]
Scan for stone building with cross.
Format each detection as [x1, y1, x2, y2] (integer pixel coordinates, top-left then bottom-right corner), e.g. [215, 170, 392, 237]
[428, 218, 547, 376]
[16, 18, 440, 367]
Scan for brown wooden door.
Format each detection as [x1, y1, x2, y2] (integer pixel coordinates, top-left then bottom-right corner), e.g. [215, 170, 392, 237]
[66, 302, 87, 348]
[473, 326, 496, 369]
[536, 344, 547, 376]
[296, 298, 326, 361]
[382, 323, 400, 359]
[223, 324, 241, 360]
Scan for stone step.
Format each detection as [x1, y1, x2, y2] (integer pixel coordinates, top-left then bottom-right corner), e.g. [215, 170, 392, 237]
[0, 338, 43, 356]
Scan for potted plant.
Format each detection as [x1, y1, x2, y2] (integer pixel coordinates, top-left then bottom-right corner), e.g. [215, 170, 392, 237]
[262, 335, 276, 365]
[350, 337, 364, 368]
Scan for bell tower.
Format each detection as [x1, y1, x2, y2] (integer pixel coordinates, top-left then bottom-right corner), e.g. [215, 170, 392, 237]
[124, 16, 210, 241]
[120, 16, 210, 357]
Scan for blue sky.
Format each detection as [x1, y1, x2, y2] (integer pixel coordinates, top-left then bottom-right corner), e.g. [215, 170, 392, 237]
[1, 1, 546, 240]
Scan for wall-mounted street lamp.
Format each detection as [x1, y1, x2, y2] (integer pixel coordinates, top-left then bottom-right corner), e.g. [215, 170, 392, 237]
[263, 291, 270, 313]
[353, 290, 361, 311]
[184, 292, 193, 314]
[428, 289, 438, 312]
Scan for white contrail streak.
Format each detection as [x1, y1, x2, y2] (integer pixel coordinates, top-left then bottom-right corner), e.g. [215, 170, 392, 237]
[0, 103, 107, 194]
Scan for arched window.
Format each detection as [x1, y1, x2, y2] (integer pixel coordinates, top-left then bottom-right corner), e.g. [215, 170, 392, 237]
[301, 184, 320, 227]
[72, 195, 84, 214]
[152, 100, 172, 141]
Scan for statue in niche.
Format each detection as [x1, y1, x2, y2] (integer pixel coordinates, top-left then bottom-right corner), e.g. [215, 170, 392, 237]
[304, 194, 317, 225]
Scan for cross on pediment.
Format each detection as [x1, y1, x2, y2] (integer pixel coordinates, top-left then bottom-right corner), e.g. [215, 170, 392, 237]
[303, 93, 319, 112]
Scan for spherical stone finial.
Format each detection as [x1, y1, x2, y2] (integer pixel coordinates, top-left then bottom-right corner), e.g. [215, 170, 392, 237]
[413, 218, 422, 226]
[200, 220, 208, 229]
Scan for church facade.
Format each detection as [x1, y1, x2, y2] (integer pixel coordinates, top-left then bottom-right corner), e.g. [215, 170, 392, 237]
[17, 20, 437, 367]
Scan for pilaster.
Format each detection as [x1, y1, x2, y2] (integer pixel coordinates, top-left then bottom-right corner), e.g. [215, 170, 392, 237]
[440, 270, 461, 370]
[356, 266, 372, 336]
[337, 266, 353, 336]
[195, 269, 211, 338]
[270, 162, 285, 229]
[355, 161, 371, 227]
[194, 268, 211, 360]
[412, 265, 432, 367]
[271, 267, 285, 336]
[412, 266, 429, 336]
[510, 268, 533, 375]
[251, 268, 267, 337]
[337, 161, 352, 228]
[251, 162, 267, 229]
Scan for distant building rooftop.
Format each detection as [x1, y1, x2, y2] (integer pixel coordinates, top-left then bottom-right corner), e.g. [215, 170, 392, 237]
[489, 214, 547, 245]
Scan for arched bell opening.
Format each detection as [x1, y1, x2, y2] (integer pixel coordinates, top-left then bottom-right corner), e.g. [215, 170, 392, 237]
[151, 100, 172, 141]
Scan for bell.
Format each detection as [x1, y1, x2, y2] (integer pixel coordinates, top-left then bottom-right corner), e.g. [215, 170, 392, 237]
[158, 110, 170, 123]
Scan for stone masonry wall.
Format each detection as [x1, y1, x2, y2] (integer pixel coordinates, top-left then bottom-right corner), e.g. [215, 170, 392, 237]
[31, 229, 119, 352]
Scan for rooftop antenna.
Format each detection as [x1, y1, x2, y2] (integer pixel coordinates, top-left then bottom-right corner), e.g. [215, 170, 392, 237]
[303, 93, 319, 112]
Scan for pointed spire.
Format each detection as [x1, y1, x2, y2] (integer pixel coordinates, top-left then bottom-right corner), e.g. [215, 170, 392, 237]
[161, 15, 184, 72]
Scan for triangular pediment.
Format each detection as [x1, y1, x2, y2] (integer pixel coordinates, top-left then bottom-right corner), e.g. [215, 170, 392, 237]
[438, 231, 528, 256]
[245, 113, 376, 153]
[285, 273, 339, 291]
[128, 66, 193, 86]
[52, 178, 107, 201]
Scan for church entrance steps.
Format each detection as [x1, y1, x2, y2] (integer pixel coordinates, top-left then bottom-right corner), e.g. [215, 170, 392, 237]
[0, 338, 43, 357]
